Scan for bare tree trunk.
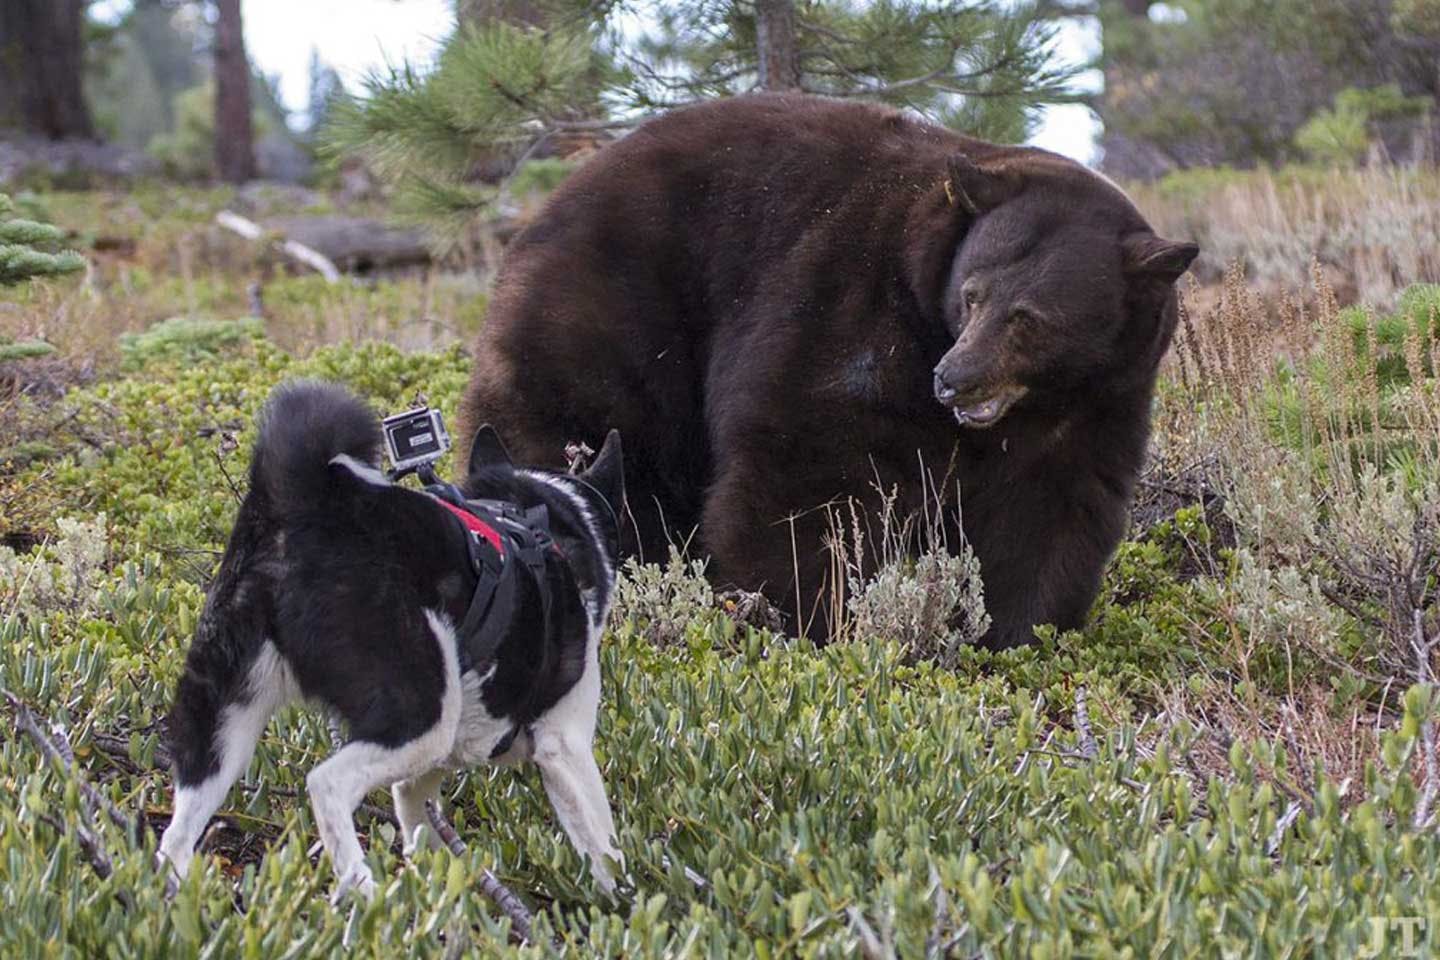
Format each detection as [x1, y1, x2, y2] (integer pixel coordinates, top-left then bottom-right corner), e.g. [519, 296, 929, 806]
[756, 0, 802, 91]
[214, 0, 255, 184]
[0, 0, 94, 139]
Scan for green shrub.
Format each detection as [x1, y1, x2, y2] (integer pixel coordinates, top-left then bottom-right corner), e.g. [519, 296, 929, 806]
[1296, 84, 1434, 166]
[847, 548, 989, 669]
[0, 338, 57, 361]
[612, 547, 719, 648]
[118, 315, 266, 369]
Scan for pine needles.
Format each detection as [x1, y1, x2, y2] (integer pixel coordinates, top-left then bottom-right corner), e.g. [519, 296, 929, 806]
[0, 193, 84, 288]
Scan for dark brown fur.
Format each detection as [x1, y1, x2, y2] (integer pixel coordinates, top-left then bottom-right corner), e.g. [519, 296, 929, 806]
[459, 93, 1197, 647]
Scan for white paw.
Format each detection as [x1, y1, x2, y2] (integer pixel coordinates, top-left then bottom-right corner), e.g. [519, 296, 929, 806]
[401, 823, 439, 857]
[592, 853, 626, 897]
[156, 841, 192, 877]
[331, 863, 377, 905]
[155, 850, 186, 898]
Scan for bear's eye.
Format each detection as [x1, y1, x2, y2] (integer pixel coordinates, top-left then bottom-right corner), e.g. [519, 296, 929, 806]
[963, 290, 979, 309]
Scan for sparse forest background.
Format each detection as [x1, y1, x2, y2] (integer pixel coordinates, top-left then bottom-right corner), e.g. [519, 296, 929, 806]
[2, 1, 1440, 956]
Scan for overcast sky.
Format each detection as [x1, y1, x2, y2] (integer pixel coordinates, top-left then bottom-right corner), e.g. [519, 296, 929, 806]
[98, 0, 1103, 164]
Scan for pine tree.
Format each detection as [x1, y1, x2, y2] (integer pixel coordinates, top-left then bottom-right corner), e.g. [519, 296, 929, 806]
[0, 195, 85, 288]
[325, 1, 1080, 241]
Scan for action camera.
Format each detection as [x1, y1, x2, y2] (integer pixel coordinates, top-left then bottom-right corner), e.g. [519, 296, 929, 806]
[382, 405, 451, 475]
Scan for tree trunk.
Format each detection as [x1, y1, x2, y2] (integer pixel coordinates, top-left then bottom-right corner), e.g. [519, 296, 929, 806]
[1122, 0, 1153, 16]
[214, 0, 255, 184]
[755, 0, 802, 91]
[0, 0, 94, 139]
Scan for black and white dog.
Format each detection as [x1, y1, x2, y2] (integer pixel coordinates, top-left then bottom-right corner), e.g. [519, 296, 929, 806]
[157, 380, 625, 899]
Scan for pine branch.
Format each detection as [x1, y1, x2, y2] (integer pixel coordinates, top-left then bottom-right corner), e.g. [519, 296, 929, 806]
[325, 2, 1082, 236]
[0, 195, 85, 287]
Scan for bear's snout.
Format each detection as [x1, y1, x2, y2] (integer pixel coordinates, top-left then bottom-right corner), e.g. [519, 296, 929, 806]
[932, 354, 985, 405]
[933, 373, 958, 404]
[933, 356, 1027, 428]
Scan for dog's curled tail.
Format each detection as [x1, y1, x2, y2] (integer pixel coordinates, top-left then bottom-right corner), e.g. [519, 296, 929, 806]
[250, 379, 383, 517]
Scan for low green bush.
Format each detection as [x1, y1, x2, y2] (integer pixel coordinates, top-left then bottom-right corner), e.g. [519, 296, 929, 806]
[118, 315, 266, 369]
[2, 340, 1438, 957]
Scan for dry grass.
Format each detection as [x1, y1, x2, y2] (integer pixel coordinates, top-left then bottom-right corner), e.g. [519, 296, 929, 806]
[0, 186, 489, 364]
[1128, 164, 1440, 307]
[1144, 261, 1440, 806]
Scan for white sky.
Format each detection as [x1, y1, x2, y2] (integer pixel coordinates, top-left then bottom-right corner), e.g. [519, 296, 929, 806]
[97, 0, 1103, 164]
[1027, 16, 1103, 165]
[240, 0, 455, 114]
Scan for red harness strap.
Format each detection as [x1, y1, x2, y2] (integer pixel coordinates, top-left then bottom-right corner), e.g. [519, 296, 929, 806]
[433, 496, 506, 557]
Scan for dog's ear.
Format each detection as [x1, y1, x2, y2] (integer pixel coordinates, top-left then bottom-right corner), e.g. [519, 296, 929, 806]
[467, 424, 515, 475]
[581, 429, 624, 514]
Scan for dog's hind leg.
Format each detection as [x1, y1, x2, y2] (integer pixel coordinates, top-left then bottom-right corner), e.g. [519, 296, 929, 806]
[393, 767, 448, 855]
[159, 643, 294, 881]
[531, 726, 622, 893]
[306, 611, 462, 901]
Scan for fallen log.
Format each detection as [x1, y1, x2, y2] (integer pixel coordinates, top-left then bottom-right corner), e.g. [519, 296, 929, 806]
[215, 210, 341, 282]
[264, 215, 433, 273]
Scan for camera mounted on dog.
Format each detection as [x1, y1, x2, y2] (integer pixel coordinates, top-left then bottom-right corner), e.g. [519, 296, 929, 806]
[382, 403, 561, 675]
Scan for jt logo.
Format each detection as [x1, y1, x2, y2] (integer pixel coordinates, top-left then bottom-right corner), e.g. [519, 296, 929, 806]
[1364, 917, 1426, 957]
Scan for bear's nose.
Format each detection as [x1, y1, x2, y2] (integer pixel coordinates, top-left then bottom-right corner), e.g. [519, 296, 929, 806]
[933, 373, 957, 404]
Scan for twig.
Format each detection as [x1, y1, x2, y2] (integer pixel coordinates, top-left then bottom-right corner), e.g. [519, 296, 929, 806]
[5, 690, 133, 834]
[1074, 686, 1099, 760]
[1266, 801, 1303, 856]
[847, 907, 892, 960]
[1412, 608, 1438, 830]
[563, 440, 595, 475]
[36, 809, 136, 909]
[425, 801, 534, 943]
[924, 864, 949, 960]
[212, 448, 245, 505]
[659, 853, 709, 889]
[4, 689, 142, 905]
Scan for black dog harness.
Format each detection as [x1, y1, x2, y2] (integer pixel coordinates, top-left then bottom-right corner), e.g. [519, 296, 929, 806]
[425, 482, 560, 674]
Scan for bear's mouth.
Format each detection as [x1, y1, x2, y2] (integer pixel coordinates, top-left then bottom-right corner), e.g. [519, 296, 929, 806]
[949, 386, 1028, 428]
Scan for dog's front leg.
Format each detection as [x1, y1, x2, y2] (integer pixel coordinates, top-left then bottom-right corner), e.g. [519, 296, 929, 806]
[393, 767, 448, 855]
[532, 731, 623, 894]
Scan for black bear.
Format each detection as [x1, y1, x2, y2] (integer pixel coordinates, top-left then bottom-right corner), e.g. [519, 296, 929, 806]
[459, 93, 1198, 647]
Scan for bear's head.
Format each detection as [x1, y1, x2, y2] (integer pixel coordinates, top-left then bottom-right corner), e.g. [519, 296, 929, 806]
[930, 153, 1199, 429]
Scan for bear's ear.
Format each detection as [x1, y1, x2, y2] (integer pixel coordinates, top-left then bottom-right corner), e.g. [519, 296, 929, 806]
[1122, 233, 1200, 285]
[467, 424, 514, 475]
[945, 155, 1017, 216]
[580, 429, 625, 516]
